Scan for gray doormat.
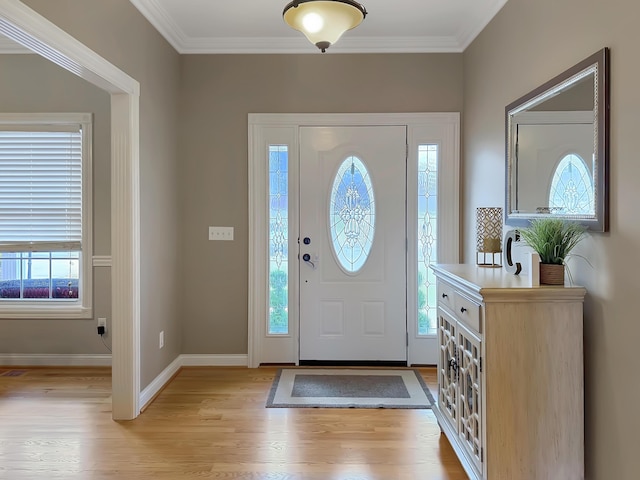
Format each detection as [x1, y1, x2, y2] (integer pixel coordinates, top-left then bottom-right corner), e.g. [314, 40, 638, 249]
[266, 368, 434, 409]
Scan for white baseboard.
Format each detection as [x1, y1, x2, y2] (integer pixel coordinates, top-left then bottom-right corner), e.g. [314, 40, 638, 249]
[179, 354, 248, 366]
[0, 353, 112, 366]
[0, 353, 247, 368]
[138, 354, 248, 411]
[0, 352, 248, 413]
[139, 356, 182, 408]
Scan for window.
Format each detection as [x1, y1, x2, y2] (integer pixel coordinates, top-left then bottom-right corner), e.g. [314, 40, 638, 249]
[417, 144, 438, 336]
[268, 145, 288, 334]
[329, 156, 375, 273]
[0, 113, 92, 318]
[549, 153, 594, 215]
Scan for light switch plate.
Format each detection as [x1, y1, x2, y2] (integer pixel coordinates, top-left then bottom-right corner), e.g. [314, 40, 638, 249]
[209, 227, 233, 240]
[209, 226, 234, 241]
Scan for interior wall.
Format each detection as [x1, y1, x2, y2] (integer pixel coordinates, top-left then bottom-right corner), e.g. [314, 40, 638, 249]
[463, 0, 640, 477]
[0, 53, 111, 354]
[21, 0, 182, 388]
[178, 53, 464, 354]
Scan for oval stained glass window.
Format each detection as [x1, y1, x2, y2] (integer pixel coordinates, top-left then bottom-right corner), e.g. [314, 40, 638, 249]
[329, 156, 375, 273]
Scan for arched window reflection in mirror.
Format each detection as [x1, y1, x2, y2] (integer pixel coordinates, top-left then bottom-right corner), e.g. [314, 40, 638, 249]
[548, 153, 594, 215]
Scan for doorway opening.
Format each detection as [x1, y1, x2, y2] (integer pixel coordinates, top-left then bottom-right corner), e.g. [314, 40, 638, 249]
[248, 113, 459, 368]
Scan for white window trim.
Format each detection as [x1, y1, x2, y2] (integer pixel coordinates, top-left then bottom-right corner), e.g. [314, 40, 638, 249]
[0, 112, 93, 319]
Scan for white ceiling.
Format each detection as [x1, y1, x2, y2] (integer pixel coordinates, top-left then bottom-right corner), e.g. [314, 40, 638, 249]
[0, 0, 509, 54]
[128, 0, 509, 54]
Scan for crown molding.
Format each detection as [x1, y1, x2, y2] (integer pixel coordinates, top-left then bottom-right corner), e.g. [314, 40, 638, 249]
[129, 0, 185, 52]
[1, 2, 509, 54]
[0, 35, 32, 53]
[457, 0, 509, 51]
[179, 35, 463, 54]
[130, 0, 507, 54]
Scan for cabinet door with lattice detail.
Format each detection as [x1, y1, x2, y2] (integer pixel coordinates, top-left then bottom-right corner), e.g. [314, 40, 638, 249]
[437, 307, 458, 431]
[457, 322, 483, 473]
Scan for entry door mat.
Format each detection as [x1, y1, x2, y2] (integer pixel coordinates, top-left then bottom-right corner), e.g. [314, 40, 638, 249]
[266, 368, 434, 409]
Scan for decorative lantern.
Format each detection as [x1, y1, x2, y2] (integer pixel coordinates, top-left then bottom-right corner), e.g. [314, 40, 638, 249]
[476, 207, 503, 267]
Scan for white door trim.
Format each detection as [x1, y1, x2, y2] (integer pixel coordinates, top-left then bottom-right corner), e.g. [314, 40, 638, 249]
[0, 0, 141, 420]
[248, 113, 460, 368]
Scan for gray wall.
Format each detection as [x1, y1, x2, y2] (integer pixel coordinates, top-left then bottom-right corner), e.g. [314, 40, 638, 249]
[22, 0, 182, 388]
[178, 53, 463, 353]
[463, 0, 640, 477]
[0, 54, 112, 354]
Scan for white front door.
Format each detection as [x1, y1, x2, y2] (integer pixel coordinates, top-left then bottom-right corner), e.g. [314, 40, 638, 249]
[299, 126, 407, 362]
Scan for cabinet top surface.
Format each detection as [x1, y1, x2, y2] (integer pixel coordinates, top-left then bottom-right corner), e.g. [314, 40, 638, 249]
[431, 264, 586, 301]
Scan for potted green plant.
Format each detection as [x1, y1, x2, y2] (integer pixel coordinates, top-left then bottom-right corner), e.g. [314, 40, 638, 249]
[518, 218, 588, 285]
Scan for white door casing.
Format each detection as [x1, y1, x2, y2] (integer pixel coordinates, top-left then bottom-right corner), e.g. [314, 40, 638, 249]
[0, 0, 141, 419]
[299, 126, 407, 362]
[248, 113, 460, 368]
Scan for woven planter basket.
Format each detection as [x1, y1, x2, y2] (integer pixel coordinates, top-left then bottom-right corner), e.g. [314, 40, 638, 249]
[540, 263, 565, 285]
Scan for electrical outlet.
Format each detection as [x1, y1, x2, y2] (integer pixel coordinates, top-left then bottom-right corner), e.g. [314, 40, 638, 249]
[159, 331, 164, 349]
[97, 317, 107, 335]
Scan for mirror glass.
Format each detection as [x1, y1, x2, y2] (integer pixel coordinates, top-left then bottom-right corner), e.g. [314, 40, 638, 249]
[505, 48, 609, 232]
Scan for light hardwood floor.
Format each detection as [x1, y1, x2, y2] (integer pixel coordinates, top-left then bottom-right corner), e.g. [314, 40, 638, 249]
[0, 366, 467, 479]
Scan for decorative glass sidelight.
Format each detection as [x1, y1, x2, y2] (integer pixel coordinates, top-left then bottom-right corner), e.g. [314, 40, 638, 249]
[549, 153, 594, 215]
[329, 156, 375, 273]
[418, 144, 438, 335]
[268, 145, 288, 335]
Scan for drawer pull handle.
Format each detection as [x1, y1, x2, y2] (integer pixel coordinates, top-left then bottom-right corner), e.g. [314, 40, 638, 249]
[460, 307, 467, 313]
[448, 357, 458, 374]
[441, 293, 448, 298]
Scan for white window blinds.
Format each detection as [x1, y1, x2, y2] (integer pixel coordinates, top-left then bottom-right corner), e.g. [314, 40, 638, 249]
[0, 126, 82, 252]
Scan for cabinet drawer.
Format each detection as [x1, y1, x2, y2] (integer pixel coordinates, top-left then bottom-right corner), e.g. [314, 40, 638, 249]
[454, 292, 481, 333]
[437, 281, 455, 311]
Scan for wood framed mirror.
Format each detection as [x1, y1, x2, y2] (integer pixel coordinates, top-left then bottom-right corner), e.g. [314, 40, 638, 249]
[505, 48, 610, 232]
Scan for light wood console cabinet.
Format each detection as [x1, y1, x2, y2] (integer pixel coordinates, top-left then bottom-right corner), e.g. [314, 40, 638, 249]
[430, 264, 586, 480]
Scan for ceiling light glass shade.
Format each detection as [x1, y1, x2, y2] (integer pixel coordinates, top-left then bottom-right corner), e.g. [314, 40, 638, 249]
[283, 0, 367, 52]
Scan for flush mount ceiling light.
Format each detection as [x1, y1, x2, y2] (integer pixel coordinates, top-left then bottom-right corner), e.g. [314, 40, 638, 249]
[283, 0, 368, 53]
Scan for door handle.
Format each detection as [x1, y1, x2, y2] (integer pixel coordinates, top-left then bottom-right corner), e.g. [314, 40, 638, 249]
[302, 253, 315, 268]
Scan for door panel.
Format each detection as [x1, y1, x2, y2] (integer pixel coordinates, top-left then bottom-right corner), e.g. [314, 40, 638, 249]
[299, 126, 407, 362]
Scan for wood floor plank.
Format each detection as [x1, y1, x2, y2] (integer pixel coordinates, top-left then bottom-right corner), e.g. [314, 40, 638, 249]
[0, 366, 467, 479]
